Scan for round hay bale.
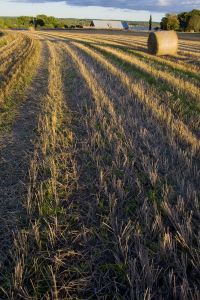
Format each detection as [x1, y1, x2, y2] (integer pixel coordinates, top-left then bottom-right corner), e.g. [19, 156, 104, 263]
[148, 31, 178, 56]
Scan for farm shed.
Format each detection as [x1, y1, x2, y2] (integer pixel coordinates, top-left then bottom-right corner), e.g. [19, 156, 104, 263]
[90, 20, 129, 30]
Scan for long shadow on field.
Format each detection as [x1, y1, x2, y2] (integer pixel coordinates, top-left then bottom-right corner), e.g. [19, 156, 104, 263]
[0, 43, 49, 272]
[69, 41, 200, 195]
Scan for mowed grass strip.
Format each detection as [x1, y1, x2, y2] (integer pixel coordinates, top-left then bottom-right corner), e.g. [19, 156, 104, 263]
[4, 41, 81, 299]
[0, 35, 36, 96]
[127, 48, 200, 83]
[0, 32, 18, 52]
[180, 49, 200, 59]
[69, 41, 200, 197]
[93, 45, 200, 109]
[0, 35, 23, 63]
[61, 39, 199, 299]
[85, 42, 200, 133]
[0, 35, 41, 132]
[62, 35, 199, 299]
[79, 35, 200, 73]
[60, 41, 159, 299]
[65, 38, 200, 127]
[1, 32, 200, 299]
[5, 37, 129, 299]
[86, 41, 200, 127]
[3, 43, 66, 299]
[71, 41, 200, 151]
[0, 37, 34, 86]
[59, 33, 200, 85]
[42, 31, 200, 86]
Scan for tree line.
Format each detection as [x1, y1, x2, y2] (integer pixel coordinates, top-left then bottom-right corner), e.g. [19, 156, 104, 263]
[0, 15, 90, 29]
[161, 9, 200, 32]
[1, 12, 199, 32]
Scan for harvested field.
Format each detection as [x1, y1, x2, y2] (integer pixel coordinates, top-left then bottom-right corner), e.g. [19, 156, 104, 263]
[0, 30, 199, 300]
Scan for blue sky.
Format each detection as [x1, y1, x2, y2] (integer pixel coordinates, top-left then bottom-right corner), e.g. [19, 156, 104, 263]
[0, 0, 199, 21]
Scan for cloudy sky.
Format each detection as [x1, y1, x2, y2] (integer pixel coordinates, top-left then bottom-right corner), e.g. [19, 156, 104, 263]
[0, 0, 199, 21]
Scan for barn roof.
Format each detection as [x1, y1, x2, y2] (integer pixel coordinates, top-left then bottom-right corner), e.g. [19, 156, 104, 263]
[90, 20, 129, 29]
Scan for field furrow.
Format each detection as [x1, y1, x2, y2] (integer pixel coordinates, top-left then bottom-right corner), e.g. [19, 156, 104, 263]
[62, 37, 199, 298]
[0, 40, 49, 286]
[0, 36, 28, 71]
[94, 45, 200, 104]
[0, 36, 37, 104]
[68, 41, 200, 191]
[0, 30, 199, 300]
[0, 33, 19, 54]
[86, 43, 200, 133]
[41, 31, 200, 75]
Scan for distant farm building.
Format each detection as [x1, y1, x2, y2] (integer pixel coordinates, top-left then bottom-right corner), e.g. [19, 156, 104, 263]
[90, 20, 129, 30]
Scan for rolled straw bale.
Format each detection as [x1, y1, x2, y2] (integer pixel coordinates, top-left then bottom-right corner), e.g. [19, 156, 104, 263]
[148, 31, 178, 56]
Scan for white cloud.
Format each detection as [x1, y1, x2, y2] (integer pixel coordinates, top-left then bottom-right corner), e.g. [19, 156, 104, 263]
[0, 0, 164, 20]
[158, 0, 170, 7]
[12, 0, 200, 12]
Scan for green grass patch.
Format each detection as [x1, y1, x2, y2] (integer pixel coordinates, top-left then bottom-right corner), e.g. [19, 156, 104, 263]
[128, 48, 200, 83]
[88, 43, 200, 128]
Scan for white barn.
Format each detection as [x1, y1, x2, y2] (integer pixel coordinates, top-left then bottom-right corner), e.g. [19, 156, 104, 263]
[90, 20, 129, 30]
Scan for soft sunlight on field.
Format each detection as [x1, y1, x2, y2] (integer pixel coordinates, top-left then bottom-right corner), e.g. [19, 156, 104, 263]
[0, 29, 200, 299]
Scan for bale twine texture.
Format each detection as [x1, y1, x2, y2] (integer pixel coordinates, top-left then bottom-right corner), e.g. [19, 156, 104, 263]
[148, 31, 178, 56]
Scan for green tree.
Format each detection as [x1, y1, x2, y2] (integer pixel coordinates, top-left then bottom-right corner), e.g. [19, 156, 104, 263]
[17, 16, 32, 27]
[178, 12, 189, 31]
[160, 16, 167, 30]
[149, 14, 152, 31]
[187, 14, 200, 32]
[36, 15, 57, 28]
[190, 9, 200, 17]
[36, 18, 45, 27]
[160, 14, 180, 30]
[54, 22, 65, 29]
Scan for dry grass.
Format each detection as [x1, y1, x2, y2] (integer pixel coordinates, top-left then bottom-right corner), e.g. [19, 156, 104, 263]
[72, 41, 200, 149]
[0, 32, 40, 131]
[0, 30, 200, 299]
